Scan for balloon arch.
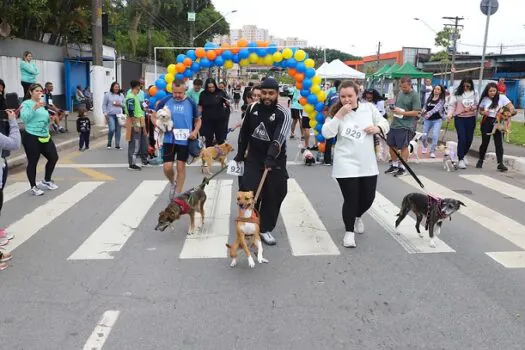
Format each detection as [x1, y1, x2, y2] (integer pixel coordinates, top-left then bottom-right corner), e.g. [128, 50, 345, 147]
[148, 39, 328, 144]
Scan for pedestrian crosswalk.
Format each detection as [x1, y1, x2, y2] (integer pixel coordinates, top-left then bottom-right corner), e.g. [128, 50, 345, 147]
[2, 170, 525, 269]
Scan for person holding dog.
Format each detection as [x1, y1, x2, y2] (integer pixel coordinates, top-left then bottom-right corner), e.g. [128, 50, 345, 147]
[234, 78, 292, 246]
[322, 80, 389, 248]
[156, 80, 201, 199]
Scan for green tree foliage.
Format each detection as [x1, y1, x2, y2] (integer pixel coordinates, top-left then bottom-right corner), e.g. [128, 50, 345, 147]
[303, 47, 361, 68]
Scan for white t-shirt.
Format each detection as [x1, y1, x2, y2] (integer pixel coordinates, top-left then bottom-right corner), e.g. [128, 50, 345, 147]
[321, 102, 390, 178]
[479, 95, 511, 118]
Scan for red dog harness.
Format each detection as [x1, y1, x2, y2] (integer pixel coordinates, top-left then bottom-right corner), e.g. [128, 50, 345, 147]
[427, 194, 447, 222]
[173, 198, 190, 215]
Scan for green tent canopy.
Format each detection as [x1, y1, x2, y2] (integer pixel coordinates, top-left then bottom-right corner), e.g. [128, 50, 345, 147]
[379, 63, 401, 79]
[371, 64, 391, 78]
[389, 62, 433, 79]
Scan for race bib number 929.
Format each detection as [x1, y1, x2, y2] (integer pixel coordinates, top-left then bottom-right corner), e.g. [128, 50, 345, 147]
[342, 125, 364, 143]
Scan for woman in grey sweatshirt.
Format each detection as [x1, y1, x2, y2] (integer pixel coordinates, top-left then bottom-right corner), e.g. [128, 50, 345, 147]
[102, 82, 125, 149]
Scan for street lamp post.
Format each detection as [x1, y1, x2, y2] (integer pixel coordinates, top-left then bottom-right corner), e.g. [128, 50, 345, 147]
[190, 10, 237, 47]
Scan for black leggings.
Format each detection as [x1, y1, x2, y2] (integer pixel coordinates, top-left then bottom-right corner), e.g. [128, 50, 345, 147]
[0, 157, 7, 214]
[201, 118, 226, 148]
[21, 81, 32, 100]
[479, 118, 504, 164]
[22, 132, 59, 187]
[336, 176, 377, 232]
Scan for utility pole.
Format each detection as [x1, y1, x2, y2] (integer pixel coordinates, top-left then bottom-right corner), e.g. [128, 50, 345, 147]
[376, 41, 381, 69]
[91, 0, 104, 126]
[189, 0, 195, 47]
[499, 43, 503, 55]
[443, 16, 464, 87]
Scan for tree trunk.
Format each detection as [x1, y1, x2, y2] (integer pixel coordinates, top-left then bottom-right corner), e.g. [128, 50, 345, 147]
[128, 10, 143, 56]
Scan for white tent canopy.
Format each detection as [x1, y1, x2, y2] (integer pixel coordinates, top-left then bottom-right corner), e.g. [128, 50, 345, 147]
[317, 59, 365, 80]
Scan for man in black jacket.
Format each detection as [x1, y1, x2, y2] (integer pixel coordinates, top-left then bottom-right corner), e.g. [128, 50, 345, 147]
[234, 78, 292, 245]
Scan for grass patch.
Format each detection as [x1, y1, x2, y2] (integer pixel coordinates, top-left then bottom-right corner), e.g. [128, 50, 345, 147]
[440, 118, 525, 146]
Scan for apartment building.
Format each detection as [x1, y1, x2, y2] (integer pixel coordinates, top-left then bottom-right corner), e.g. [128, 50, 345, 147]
[212, 25, 307, 48]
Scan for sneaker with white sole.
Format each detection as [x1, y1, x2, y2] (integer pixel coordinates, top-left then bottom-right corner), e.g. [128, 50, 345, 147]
[31, 186, 44, 196]
[0, 229, 14, 241]
[430, 152, 436, 158]
[422, 147, 428, 154]
[463, 158, 469, 166]
[354, 218, 365, 234]
[260, 232, 276, 245]
[39, 180, 58, 190]
[343, 232, 356, 248]
[458, 160, 466, 169]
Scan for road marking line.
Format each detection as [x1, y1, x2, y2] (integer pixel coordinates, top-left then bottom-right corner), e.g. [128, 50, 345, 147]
[56, 161, 306, 169]
[179, 180, 232, 259]
[6, 182, 104, 252]
[369, 192, 456, 254]
[460, 174, 525, 203]
[3, 182, 28, 202]
[68, 180, 168, 260]
[486, 251, 525, 268]
[76, 167, 115, 181]
[281, 179, 340, 256]
[399, 175, 525, 264]
[82, 310, 120, 350]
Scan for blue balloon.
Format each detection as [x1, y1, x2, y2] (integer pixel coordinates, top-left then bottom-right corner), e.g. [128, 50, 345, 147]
[239, 49, 250, 59]
[256, 48, 267, 57]
[200, 58, 211, 68]
[204, 42, 214, 51]
[232, 53, 240, 63]
[307, 94, 318, 105]
[191, 62, 200, 72]
[316, 113, 325, 123]
[159, 74, 165, 81]
[267, 44, 278, 54]
[156, 90, 167, 100]
[302, 78, 312, 90]
[155, 79, 167, 90]
[222, 50, 233, 61]
[286, 58, 297, 68]
[305, 67, 316, 78]
[184, 69, 193, 78]
[187, 50, 197, 60]
[176, 54, 186, 63]
[300, 89, 310, 98]
[296, 62, 306, 73]
[315, 102, 325, 112]
[315, 123, 323, 133]
[148, 97, 157, 109]
[215, 56, 224, 66]
[316, 134, 325, 143]
[175, 73, 184, 80]
[248, 42, 258, 53]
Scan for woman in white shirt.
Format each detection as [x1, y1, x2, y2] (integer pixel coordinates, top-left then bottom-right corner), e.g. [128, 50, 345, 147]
[476, 82, 516, 171]
[322, 81, 390, 248]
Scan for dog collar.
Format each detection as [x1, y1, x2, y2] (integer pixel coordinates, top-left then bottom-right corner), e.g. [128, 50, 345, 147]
[427, 194, 447, 220]
[173, 198, 190, 215]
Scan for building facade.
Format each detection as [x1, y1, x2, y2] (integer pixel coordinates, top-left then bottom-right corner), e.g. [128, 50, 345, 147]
[212, 25, 307, 47]
[346, 47, 431, 72]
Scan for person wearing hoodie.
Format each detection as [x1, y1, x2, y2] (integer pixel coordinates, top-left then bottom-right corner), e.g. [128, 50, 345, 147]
[20, 51, 40, 100]
[198, 78, 229, 148]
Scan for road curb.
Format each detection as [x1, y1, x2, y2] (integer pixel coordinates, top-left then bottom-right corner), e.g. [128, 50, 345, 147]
[7, 127, 109, 171]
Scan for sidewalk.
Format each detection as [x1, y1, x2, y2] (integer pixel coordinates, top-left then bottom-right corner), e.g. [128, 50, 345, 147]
[8, 111, 109, 171]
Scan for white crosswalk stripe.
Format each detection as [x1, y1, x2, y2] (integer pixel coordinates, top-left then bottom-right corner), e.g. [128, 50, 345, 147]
[82, 310, 120, 350]
[2, 172, 525, 268]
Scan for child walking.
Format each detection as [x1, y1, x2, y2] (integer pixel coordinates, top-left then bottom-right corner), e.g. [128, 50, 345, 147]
[76, 107, 91, 151]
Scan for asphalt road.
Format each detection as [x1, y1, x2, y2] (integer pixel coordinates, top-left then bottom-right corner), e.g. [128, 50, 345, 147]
[2, 108, 525, 350]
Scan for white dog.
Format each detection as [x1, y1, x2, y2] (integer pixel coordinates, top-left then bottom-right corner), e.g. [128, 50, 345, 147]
[408, 132, 426, 163]
[438, 141, 458, 172]
[155, 106, 173, 133]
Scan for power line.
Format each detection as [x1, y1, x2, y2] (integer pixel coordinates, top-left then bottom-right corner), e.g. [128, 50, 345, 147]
[443, 16, 464, 82]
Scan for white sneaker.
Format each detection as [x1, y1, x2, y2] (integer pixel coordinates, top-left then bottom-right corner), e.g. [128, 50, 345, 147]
[343, 232, 356, 248]
[458, 160, 466, 169]
[260, 232, 276, 245]
[39, 180, 58, 190]
[422, 147, 428, 154]
[354, 218, 365, 234]
[31, 186, 44, 196]
[430, 152, 436, 158]
[463, 158, 469, 166]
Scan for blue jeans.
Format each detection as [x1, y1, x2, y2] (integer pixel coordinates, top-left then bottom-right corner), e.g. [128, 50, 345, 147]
[107, 114, 121, 147]
[422, 118, 443, 153]
[454, 116, 476, 161]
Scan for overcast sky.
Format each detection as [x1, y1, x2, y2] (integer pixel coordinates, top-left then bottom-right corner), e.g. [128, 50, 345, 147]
[212, 0, 525, 57]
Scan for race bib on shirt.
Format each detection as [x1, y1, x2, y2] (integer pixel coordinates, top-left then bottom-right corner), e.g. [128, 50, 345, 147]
[227, 160, 244, 176]
[173, 128, 190, 141]
[462, 98, 475, 109]
[342, 123, 365, 143]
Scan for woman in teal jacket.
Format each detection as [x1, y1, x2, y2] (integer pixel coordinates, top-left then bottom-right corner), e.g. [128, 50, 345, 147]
[20, 51, 39, 100]
[20, 83, 59, 196]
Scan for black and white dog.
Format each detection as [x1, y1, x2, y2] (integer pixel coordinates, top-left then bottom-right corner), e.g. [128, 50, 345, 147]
[395, 192, 465, 248]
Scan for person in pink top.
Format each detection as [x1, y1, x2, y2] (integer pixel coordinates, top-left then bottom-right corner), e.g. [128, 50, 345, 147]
[446, 78, 478, 169]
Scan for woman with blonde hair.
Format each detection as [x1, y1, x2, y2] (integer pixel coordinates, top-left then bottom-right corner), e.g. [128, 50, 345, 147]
[322, 80, 389, 248]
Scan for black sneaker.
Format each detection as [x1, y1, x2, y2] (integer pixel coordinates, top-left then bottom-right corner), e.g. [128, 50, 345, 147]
[497, 163, 508, 172]
[476, 160, 483, 169]
[128, 164, 141, 171]
[384, 165, 398, 174]
[393, 168, 407, 177]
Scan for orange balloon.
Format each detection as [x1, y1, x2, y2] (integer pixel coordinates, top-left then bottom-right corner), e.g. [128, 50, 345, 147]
[230, 45, 240, 54]
[295, 73, 305, 82]
[318, 142, 326, 153]
[175, 63, 185, 73]
[295, 82, 303, 90]
[206, 50, 217, 60]
[195, 48, 206, 58]
[288, 68, 297, 77]
[214, 48, 223, 55]
[148, 86, 158, 96]
[299, 97, 307, 106]
[183, 57, 192, 67]
[256, 40, 264, 47]
[184, 77, 189, 81]
[237, 39, 248, 48]
[262, 41, 269, 47]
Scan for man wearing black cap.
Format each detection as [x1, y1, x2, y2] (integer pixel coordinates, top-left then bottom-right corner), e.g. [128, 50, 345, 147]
[234, 77, 292, 245]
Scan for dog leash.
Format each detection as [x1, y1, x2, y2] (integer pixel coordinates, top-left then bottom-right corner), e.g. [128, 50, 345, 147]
[171, 165, 228, 200]
[439, 118, 450, 146]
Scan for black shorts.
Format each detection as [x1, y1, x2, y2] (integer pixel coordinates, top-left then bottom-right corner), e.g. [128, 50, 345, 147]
[162, 143, 189, 163]
[301, 116, 311, 129]
[386, 128, 415, 149]
[291, 109, 302, 120]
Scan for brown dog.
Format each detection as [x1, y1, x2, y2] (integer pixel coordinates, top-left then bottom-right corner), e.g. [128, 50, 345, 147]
[226, 191, 268, 268]
[200, 142, 234, 175]
[155, 178, 208, 234]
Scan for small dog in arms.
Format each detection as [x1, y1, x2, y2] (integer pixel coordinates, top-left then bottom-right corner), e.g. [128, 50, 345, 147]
[395, 192, 465, 248]
[226, 191, 268, 268]
[155, 106, 173, 133]
[155, 178, 208, 234]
